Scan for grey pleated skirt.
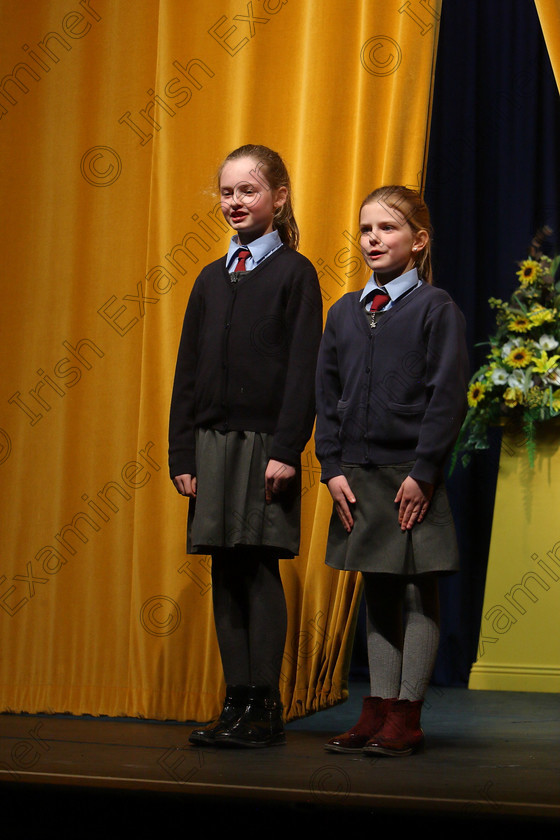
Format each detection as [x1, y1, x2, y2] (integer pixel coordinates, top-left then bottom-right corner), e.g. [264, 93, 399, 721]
[187, 428, 301, 558]
[325, 463, 459, 576]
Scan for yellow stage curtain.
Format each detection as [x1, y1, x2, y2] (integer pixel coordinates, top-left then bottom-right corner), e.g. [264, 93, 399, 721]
[535, 0, 560, 91]
[0, 0, 440, 722]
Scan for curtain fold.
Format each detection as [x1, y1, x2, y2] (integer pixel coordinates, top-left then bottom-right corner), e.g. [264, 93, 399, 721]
[535, 0, 560, 90]
[0, 0, 440, 722]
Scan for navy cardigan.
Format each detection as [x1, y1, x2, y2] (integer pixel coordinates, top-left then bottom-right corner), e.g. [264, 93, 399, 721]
[315, 282, 469, 486]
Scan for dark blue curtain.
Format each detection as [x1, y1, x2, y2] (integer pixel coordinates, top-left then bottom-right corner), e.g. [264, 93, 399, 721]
[351, 0, 560, 687]
[426, 0, 560, 687]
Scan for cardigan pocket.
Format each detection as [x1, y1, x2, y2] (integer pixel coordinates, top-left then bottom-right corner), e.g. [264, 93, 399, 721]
[337, 398, 367, 443]
[380, 400, 425, 444]
[387, 400, 424, 415]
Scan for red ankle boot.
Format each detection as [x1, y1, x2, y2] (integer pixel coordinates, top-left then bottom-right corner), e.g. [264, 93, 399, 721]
[324, 697, 393, 753]
[362, 699, 424, 756]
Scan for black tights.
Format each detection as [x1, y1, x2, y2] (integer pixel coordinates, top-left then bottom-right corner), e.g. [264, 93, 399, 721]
[211, 547, 288, 687]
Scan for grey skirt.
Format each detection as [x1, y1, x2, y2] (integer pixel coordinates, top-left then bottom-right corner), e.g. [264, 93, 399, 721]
[187, 428, 301, 558]
[325, 463, 459, 576]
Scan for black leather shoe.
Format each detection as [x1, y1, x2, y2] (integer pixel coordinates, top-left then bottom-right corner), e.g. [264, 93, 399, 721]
[214, 685, 286, 748]
[188, 685, 249, 746]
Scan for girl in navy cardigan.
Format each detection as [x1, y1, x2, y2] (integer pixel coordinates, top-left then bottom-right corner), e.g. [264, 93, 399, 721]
[315, 186, 469, 756]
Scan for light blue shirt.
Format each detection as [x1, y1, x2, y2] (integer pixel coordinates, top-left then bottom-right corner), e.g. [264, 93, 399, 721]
[226, 230, 283, 272]
[360, 267, 421, 310]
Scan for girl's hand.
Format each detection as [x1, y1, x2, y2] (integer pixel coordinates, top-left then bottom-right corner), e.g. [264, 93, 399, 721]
[394, 476, 433, 531]
[265, 459, 296, 503]
[173, 474, 197, 498]
[327, 475, 356, 533]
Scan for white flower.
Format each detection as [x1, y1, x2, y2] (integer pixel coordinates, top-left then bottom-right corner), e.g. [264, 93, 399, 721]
[538, 334, 559, 351]
[507, 370, 533, 392]
[544, 367, 560, 386]
[490, 367, 509, 385]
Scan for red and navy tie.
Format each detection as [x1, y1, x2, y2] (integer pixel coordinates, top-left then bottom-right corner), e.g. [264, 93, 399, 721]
[369, 289, 390, 311]
[234, 248, 251, 271]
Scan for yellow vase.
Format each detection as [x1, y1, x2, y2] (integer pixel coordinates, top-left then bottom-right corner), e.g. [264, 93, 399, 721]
[469, 422, 560, 692]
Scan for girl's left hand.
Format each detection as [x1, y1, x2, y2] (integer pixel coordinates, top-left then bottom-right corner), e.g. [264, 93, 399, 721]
[395, 476, 433, 531]
[265, 459, 296, 503]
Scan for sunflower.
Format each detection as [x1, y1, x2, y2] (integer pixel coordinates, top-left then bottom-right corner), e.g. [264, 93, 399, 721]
[467, 382, 486, 406]
[516, 259, 541, 286]
[508, 314, 531, 332]
[506, 346, 533, 368]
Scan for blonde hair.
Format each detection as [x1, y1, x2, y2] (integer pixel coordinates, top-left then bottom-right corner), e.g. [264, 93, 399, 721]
[218, 144, 300, 250]
[360, 185, 434, 284]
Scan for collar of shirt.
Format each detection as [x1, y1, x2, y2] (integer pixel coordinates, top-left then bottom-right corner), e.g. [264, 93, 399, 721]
[226, 230, 283, 272]
[360, 267, 421, 309]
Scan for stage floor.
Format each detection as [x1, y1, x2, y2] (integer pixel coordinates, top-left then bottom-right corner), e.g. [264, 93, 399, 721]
[1, 683, 559, 835]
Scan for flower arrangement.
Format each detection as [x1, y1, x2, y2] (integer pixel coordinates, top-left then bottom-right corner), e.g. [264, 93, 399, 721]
[451, 228, 560, 470]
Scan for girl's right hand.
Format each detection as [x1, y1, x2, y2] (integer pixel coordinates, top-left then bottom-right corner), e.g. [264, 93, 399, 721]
[327, 475, 356, 533]
[173, 474, 197, 497]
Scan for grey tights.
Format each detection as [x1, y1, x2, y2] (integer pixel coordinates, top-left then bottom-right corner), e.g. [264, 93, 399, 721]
[362, 573, 440, 701]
